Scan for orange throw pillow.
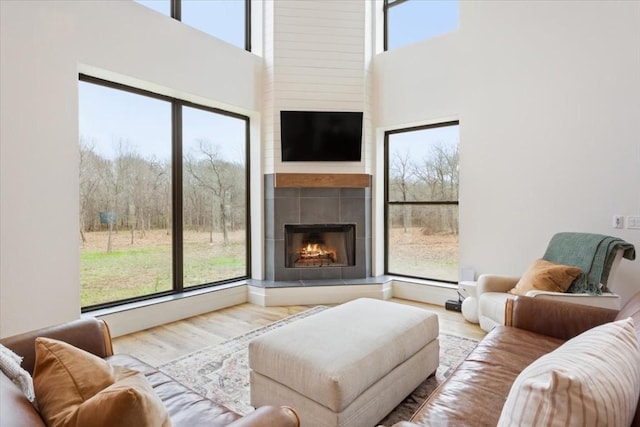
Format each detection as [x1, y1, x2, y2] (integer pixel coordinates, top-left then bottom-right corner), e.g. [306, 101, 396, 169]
[509, 259, 582, 296]
[33, 337, 171, 427]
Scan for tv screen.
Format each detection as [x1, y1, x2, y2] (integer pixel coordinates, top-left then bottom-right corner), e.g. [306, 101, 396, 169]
[280, 111, 363, 161]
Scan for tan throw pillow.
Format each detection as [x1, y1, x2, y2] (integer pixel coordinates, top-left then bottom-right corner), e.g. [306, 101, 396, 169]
[33, 337, 171, 427]
[508, 259, 581, 296]
[497, 317, 640, 427]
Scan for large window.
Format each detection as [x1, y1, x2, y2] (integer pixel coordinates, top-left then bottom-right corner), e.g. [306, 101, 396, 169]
[384, 0, 458, 51]
[135, 0, 250, 51]
[79, 76, 249, 310]
[385, 122, 459, 282]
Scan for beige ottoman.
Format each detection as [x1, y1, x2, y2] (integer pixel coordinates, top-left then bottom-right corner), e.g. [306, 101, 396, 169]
[249, 298, 439, 427]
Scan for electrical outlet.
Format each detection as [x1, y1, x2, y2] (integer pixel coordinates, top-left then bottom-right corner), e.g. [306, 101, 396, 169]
[627, 215, 640, 230]
[613, 215, 624, 229]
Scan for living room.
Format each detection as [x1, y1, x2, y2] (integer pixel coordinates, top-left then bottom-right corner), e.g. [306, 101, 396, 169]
[2, 0, 638, 338]
[1, 1, 640, 425]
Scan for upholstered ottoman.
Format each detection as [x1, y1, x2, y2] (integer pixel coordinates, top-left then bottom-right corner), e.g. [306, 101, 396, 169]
[248, 298, 439, 427]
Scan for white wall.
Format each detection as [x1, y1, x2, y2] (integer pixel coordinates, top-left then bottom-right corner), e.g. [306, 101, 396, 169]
[263, 0, 371, 174]
[0, 0, 262, 337]
[374, 1, 640, 302]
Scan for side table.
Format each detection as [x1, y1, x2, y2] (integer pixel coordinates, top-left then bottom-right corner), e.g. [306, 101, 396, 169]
[458, 281, 479, 324]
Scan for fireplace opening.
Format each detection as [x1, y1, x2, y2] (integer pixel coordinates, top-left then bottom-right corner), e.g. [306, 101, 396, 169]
[285, 224, 355, 268]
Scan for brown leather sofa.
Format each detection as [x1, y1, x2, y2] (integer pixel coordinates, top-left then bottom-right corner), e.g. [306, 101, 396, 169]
[0, 317, 299, 427]
[394, 291, 640, 427]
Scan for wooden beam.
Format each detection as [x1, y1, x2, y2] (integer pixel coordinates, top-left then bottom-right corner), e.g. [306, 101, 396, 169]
[274, 173, 371, 188]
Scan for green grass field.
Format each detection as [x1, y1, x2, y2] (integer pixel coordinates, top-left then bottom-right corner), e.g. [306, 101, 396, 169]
[80, 230, 246, 307]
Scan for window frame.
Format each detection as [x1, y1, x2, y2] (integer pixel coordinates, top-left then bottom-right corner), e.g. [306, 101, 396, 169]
[384, 120, 460, 283]
[142, 0, 251, 51]
[383, 0, 458, 52]
[383, 0, 408, 52]
[79, 74, 251, 312]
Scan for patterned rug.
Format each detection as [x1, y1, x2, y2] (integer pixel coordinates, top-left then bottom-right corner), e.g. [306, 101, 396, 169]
[158, 306, 478, 426]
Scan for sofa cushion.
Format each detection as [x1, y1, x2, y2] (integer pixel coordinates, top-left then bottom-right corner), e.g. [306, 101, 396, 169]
[106, 354, 243, 427]
[33, 337, 170, 427]
[409, 326, 563, 426]
[0, 374, 46, 427]
[497, 318, 640, 427]
[509, 259, 581, 296]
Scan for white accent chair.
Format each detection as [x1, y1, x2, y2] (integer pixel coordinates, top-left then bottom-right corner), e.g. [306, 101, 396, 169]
[477, 248, 625, 333]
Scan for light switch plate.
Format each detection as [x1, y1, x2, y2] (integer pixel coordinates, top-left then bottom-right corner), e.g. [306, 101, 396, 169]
[627, 215, 640, 230]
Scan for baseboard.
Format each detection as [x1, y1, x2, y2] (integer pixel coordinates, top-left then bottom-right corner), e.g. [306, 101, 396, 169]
[391, 280, 458, 306]
[94, 285, 248, 337]
[93, 279, 456, 336]
[248, 283, 393, 306]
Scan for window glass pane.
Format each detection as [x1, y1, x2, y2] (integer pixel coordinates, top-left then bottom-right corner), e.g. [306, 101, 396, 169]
[134, 0, 171, 16]
[387, 205, 459, 281]
[388, 125, 459, 202]
[79, 82, 172, 307]
[182, 106, 247, 287]
[387, 0, 458, 50]
[181, 0, 245, 49]
[386, 123, 459, 282]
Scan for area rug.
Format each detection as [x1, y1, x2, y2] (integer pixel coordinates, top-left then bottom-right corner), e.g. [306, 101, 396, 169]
[158, 306, 478, 426]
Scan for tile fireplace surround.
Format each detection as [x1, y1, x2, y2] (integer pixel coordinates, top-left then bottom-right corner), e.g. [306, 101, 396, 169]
[264, 173, 372, 282]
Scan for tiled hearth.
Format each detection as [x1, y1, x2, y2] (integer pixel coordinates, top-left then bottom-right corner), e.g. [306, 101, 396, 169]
[264, 174, 372, 282]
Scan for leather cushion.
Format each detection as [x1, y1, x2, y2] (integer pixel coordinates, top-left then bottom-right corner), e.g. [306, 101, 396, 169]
[0, 374, 46, 427]
[409, 326, 563, 426]
[106, 354, 243, 427]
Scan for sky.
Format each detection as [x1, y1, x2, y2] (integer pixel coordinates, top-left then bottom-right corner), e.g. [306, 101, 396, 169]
[387, 124, 460, 169]
[78, 82, 246, 164]
[79, 0, 459, 164]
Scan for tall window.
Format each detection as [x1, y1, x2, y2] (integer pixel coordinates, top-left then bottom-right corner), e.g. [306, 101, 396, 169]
[384, 0, 458, 51]
[135, 0, 250, 51]
[385, 122, 459, 282]
[79, 76, 249, 310]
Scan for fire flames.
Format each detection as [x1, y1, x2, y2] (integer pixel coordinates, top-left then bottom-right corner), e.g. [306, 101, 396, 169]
[298, 243, 336, 264]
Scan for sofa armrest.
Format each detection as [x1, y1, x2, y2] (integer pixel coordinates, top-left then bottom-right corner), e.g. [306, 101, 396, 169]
[0, 317, 113, 375]
[227, 406, 299, 427]
[505, 296, 618, 341]
[476, 274, 519, 296]
[525, 290, 621, 310]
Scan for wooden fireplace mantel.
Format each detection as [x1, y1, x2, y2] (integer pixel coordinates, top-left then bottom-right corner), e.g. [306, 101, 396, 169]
[274, 173, 371, 188]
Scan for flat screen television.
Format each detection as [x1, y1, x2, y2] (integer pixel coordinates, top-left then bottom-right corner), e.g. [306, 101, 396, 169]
[280, 111, 363, 161]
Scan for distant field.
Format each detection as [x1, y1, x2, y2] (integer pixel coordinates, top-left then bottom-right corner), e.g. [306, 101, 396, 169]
[387, 228, 459, 282]
[80, 229, 246, 307]
[81, 227, 458, 307]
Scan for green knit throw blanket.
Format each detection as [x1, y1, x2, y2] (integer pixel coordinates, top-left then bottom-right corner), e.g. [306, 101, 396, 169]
[542, 232, 635, 294]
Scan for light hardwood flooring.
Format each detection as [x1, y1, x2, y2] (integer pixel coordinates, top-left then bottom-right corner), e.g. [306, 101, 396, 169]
[112, 298, 486, 367]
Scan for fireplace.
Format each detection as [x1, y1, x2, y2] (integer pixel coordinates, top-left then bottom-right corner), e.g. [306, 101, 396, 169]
[285, 224, 355, 268]
[264, 174, 371, 281]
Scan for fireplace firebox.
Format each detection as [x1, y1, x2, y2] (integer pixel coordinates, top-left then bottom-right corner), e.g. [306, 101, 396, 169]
[285, 224, 355, 268]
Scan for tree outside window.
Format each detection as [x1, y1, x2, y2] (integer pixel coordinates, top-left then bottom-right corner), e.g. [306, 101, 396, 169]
[79, 77, 249, 309]
[385, 122, 459, 282]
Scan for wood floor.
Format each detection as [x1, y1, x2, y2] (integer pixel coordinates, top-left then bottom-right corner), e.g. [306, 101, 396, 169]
[112, 298, 486, 367]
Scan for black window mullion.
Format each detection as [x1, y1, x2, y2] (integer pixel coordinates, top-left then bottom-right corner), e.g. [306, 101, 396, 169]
[172, 103, 184, 292]
[245, 0, 251, 52]
[171, 0, 181, 20]
[384, 131, 390, 274]
[244, 119, 251, 276]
